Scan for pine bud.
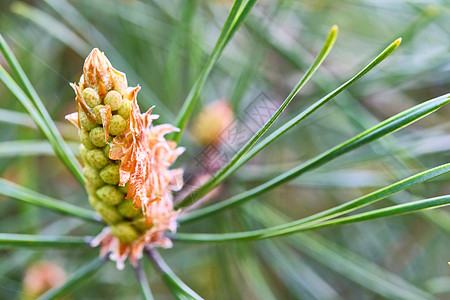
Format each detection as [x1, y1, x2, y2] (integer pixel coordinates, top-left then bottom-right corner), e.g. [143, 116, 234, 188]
[82, 88, 101, 108]
[86, 149, 109, 169]
[192, 99, 234, 146]
[89, 127, 107, 148]
[104, 90, 123, 111]
[99, 164, 120, 185]
[67, 48, 184, 269]
[92, 105, 105, 124]
[109, 115, 127, 136]
[96, 185, 125, 205]
[21, 261, 67, 299]
[111, 223, 140, 244]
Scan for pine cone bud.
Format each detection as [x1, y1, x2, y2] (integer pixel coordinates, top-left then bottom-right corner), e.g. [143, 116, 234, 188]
[66, 48, 184, 269]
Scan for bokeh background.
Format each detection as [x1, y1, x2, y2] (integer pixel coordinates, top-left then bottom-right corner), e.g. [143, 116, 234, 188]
[1, 0, 450, 299]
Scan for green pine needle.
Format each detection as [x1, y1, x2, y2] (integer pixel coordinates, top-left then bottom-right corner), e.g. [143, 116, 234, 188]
[176, 24, 339, 208]
[180, 93, 450, 223]
[0, 34, 84, 183]
[171, 0, 257, 143]
[146, 248, 204, 300]
[0, 178, 102, 223]
[0, 233, 89, 248]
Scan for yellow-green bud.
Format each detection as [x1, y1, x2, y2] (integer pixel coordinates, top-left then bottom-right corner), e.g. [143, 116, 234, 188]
[85, 182, 98, 196]
[104, 90, 122, 111]
[100, 164, 120, 185]
[117, 200, 141, 218]
[95, 201, 123, 224]
[109, 115, 127, 136]
[82, 88, 101, 108]
[79, 111, 97, 131]
[113, 74, 127, 96]
[118, 100, 131, 119]
[96, 185, 125, 205]
[79, 130, 95, 149]
[83, 165, 104, 187]
[132, 219, 151, 232]
[92, 105, 105, 124]
[86, 149, 109, 169]
[103, 144, 111, 159]
[89, 127, 107, 147]
[88, 194, 102, 207]
[110, 223, 140, 244]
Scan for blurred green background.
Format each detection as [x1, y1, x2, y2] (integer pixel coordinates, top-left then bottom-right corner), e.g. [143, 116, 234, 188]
[1, 0, 450, 299]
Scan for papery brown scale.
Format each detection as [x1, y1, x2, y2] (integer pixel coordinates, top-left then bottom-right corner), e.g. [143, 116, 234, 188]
[70, 83, 96, 124]
[83, 48, 114, 94]
[126, 86, 140, 102]
[98, 81, 107, 98]
[109, 128, 131, 160]
[65, 112, 79, 129]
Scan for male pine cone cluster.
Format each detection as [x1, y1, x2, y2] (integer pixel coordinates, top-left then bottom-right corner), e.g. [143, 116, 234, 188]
[79, 89, 145, 244]
[75, 56, 146, 244]
[67, 49, 183, 265]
